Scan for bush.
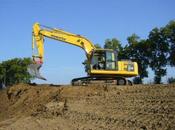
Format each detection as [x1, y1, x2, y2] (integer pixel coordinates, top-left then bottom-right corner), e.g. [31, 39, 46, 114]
[0, 58, 33, 86]
[168, 77, 175, 84]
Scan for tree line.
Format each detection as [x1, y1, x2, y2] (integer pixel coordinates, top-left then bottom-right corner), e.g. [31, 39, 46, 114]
[98, 20, 175, 84]
[0, 58, 33, 87]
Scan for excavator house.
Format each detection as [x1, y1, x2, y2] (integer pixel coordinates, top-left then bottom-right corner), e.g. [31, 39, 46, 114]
[28, 23, 138, 85]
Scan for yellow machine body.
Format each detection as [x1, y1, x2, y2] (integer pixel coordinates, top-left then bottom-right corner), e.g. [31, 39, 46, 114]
[90, 61, 138, 77]
[29, 23, 138, 84]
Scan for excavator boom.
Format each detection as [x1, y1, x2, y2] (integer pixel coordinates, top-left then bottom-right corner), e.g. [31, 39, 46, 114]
[32, 23, 95, 62]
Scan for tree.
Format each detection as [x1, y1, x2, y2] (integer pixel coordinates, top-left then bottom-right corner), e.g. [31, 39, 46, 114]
[0, 64, 5, 86]
[94, 43, 102, 49]
[127, 33, 140, 45]
[163, 20, 175, 66]
[148, 27, 169, 84]
[0, 58, 33, 86]
[168, 77, 175, 84]
[133, 77, 142, 84]
[104, 38, 122, 50]
[124, 34, 150, 84]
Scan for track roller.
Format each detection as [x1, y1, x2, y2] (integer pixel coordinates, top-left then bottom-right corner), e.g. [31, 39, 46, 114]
[117, 78, 127, 85]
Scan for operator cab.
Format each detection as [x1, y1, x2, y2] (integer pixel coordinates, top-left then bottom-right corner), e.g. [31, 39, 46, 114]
[91, 49, 117, 70]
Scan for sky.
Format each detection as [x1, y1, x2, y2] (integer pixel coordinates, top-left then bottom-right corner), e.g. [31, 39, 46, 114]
[0, 0, 175, 84]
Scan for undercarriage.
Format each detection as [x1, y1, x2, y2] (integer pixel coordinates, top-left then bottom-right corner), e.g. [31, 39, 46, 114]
[71, 76, 132, 86]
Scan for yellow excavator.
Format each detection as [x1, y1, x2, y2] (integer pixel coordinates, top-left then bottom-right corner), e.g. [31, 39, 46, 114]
[28, 23, 138, 85]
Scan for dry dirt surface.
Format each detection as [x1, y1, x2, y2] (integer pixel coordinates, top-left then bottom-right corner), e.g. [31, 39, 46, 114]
[0, 83, 175, 130]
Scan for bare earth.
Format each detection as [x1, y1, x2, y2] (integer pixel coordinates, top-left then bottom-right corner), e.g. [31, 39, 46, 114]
[0, 84, 175, 130]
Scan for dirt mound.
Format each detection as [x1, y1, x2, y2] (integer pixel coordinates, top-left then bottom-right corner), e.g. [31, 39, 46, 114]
[0, 84, 175, 130]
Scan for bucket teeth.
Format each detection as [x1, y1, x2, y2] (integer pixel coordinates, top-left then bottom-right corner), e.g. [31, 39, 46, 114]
[27, 64, 46, 80]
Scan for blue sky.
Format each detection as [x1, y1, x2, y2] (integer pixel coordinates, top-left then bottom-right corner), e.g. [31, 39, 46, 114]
[1, 0, 175, 84]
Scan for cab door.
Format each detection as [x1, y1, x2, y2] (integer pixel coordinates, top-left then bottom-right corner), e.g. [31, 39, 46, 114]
[105, 51, 117, 70]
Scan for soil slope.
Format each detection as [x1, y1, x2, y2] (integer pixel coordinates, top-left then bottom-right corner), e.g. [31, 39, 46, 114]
[0, 84, 175, 130]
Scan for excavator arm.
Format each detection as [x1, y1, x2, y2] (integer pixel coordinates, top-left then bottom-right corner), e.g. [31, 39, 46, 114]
[28, 23, 96, 80]
[32, 23, 95, 63]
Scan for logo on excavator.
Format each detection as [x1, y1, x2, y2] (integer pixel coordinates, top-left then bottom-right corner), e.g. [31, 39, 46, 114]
[50, 35, 66, 41]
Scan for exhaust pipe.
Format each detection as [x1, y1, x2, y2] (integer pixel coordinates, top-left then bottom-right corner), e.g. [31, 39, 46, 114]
[27, 64, 46, 80]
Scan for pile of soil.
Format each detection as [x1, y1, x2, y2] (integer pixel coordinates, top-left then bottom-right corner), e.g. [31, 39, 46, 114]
[0, 83, 175, 130]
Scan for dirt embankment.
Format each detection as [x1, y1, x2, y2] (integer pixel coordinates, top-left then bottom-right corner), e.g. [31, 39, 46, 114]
[0, 84, 175, 130]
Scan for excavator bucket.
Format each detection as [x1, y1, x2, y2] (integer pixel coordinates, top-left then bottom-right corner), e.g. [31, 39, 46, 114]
[27, 64, 46, 80]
